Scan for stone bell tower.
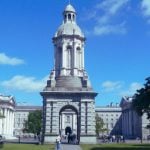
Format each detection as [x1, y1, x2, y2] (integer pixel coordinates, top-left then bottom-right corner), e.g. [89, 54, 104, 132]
[41, 4, 97, 144]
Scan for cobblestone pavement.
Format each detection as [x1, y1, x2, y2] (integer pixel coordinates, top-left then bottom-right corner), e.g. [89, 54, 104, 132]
[61, 144, 82, 150]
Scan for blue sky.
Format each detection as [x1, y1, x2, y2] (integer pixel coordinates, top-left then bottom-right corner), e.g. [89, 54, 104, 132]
[0, 0, 150, 106]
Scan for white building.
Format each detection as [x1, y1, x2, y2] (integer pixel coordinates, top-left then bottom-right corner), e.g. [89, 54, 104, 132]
[14, 104, 122, 137]
[95, 105, 122, 135]
[120, 96, 150, 139]
[0, 94, 15, 139]
[14, 105, 42, 136]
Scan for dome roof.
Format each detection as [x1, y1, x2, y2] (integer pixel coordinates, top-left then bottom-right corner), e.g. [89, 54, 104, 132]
[64, 4, 76, 12]
[55, 22, 84, 37]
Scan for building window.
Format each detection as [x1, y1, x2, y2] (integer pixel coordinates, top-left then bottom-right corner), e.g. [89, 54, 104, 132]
[64, 14, 67, 20]
[73, 14, 75, 20]
[67, 116, 70, 123]
[68, 14, 71, 20]
[57, 47, 62, 70]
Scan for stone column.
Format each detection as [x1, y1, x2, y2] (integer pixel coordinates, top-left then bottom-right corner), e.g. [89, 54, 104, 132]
[60, 114, 62, 131]
[122, 111, 125, 135]
[124, 111, 126, 135]
[62, 113, 65, 129]
[9, 110, 12, 136]
[126, 111, 128, 136]
[129, 111, 131, 136]
[1, 108, 4, 135]
[7, 109, 10, 135]
[73, 42, 76, 68]
[12, 110, 15, 136]
[79, 51, 82, 69]
[10, 110, 12, 136]
[7, 109, 9, 135]
[10, 110, 13, 136]
[60, 43, 67, 76]
[73, 43, 78, 76]
[81, 43, 84, 69]
[4, 108, 7, 135]
[73, 114, 76, 130]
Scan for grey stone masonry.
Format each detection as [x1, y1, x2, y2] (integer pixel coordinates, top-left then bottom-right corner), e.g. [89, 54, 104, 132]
[40, 4, 98, 144]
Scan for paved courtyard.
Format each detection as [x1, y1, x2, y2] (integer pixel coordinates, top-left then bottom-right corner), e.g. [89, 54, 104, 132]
[61, 144, 82, 150]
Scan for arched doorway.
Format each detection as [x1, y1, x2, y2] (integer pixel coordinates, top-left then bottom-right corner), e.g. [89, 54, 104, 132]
[59, 105, 80, 142]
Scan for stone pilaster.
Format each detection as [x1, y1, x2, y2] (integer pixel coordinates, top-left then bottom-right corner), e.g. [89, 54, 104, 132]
[80, 102, 86, 134]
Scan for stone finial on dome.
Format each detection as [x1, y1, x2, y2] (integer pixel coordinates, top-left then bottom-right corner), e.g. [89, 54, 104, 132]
[64, 4, 76, 13]
[63, 4, 76, 23]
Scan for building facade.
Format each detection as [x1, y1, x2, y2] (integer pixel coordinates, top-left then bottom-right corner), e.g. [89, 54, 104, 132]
[0, 94, 15, 139]
[95, 105, 122, 136]
[40, 4, 97, 143]
[14, 105, 42, 136]
[120, 96, 150, 139]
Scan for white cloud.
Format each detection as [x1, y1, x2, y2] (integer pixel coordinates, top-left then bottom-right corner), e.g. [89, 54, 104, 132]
[0, 53, 25, 65]
[84, 0, 129, 36]
[141, 0, 150, 17]
[1, 75, 48, 92]
[141, 0, 150, 23]
[94, 23, 126, 36]
[102, 81, 123, 92]
[96, 0, 129, 15]
[120, 82, 143, 96]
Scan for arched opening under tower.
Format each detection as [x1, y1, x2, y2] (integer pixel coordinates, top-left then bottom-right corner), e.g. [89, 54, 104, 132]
[59, 105, 79, 142]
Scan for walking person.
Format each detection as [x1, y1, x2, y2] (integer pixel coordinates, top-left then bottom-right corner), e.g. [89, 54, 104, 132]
[55, 135, 61, 150]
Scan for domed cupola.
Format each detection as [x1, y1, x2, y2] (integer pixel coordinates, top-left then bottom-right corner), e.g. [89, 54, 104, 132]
[48, 3, 92, 90]
[54, 4, 84, 38]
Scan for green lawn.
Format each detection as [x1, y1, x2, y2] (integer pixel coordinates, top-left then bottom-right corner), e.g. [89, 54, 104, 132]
[1, 143, 150, 150]
[81, 144, 150, 150]
[1, 144, 54, 150]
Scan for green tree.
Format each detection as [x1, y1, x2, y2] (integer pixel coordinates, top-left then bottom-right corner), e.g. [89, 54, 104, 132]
[132, 77, 150, 129]
[25, 110, 42, 135]
[95, 113, 107, 137]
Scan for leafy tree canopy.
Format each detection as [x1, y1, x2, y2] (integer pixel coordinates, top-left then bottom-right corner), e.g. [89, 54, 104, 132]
[95, 113, 107, 137]
[25, 110, 42, 135]
[132, 77, 150, 119]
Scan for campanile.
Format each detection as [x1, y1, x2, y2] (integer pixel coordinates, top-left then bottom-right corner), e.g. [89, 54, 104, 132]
[41, 4, 97, 143]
